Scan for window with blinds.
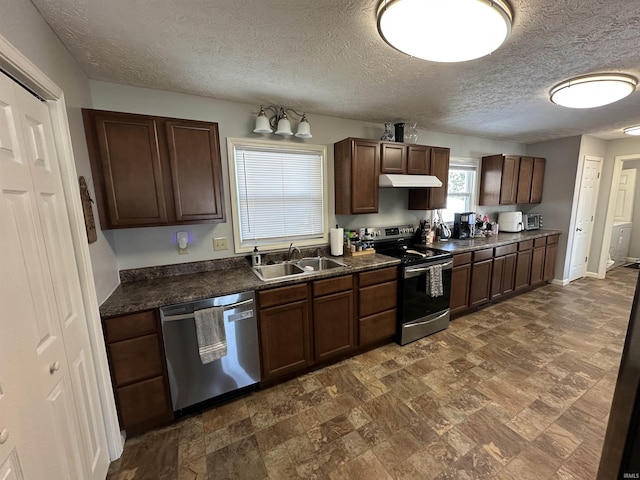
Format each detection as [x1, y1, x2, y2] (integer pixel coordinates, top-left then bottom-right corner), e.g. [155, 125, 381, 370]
[442, 157, 480, 223]
[228, 138, 328, 252]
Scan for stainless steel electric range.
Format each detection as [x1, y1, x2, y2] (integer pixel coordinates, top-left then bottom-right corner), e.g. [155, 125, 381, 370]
[370, 225, 453, 345]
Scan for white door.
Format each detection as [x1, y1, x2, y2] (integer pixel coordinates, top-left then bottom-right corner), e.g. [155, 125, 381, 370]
[0, 73, 109, 479]
[569, 156, 603, 281]
[614, 169, 636, 223]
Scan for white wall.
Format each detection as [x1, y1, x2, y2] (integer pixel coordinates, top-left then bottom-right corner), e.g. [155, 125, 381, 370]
[622, 159, 640, 259]
[526, 136, 582, 281]
[90, 80, 526, 270]
[0, 0, 119, 303]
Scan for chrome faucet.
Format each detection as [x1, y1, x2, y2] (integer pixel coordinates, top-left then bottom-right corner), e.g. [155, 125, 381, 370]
[287, 243, 302, 262]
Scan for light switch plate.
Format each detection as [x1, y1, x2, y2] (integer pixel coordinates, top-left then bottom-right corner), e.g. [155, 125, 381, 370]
[213, 237, 228, 251]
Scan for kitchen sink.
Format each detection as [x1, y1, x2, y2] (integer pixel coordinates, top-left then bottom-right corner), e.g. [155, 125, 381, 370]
[252, 262, 306, 281]
[296, 257, 347, 272]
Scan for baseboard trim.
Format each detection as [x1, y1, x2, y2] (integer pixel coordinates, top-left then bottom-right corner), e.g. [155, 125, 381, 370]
[551, 278, 570, 286]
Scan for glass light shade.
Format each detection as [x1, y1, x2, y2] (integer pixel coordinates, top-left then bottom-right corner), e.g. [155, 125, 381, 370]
[275, 117, 293, 136]
[377, 0, 512, 63]
[550, 74, 637, 109]
[295, 115, 312, 138]
[624, 125, 640, 136]
[253, 111, 272, 133]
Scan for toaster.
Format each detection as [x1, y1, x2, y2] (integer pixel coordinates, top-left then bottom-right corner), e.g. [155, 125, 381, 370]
[498, 211, 523, 232]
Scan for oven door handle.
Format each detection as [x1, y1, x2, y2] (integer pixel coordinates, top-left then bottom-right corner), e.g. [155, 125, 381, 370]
[405, 261, 453, 274]
[405, 310, 449, 328]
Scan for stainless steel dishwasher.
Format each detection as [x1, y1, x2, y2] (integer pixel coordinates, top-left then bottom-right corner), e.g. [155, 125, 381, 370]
[159, 291, 260, 413]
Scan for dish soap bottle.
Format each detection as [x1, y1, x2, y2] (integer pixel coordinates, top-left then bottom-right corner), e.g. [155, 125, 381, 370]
[251, 246, 261, 267]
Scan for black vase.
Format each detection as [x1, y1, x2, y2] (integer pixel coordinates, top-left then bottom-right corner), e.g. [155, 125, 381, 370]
[394, 123, 405, 142]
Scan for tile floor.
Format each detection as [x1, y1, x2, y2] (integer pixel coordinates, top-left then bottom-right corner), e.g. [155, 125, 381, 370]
[107, 266, 638, 480]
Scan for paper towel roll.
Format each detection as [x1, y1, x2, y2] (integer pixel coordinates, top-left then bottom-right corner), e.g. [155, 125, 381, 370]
[330, 227, 344, 256]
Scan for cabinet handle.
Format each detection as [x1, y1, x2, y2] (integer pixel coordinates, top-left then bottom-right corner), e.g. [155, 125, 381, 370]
[49, 361, 60, 374]
[0, 428, 8, 444]
[576, 228, 583, 232]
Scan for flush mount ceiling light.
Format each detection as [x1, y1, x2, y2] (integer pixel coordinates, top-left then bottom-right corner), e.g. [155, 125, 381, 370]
[550, 74, 637, 109]
[377, 0, 513, 63]
[623, 125, 640, 136]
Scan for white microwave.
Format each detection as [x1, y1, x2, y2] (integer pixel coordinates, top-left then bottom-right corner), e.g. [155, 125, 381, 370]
[523, 214, 542, 230]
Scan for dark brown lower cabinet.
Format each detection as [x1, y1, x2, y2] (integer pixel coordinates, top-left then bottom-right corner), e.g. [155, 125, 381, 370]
[544, 235, 559, 281]
[450, 253, 472, 316]
[530, 237, 547, 286]
[515, 241, 533, 291]
[358, 267, 398, 346]
[258, 284, 312, 381]
[313, 276, 355, 362]
[469, 249, 493, 308]
[102, 310, 173, 434]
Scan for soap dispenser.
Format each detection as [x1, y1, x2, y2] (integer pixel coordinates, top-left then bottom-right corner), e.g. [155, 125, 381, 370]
[251, 246, 261, 267]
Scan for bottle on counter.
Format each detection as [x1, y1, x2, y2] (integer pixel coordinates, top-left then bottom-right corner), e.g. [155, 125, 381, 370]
[251, 246, 261, 267]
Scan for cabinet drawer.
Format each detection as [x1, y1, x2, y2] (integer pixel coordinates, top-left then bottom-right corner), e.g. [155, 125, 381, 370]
[116, 376, 172, 431]
[547, 234, 559, 245]
[359, 281, 397, 318]
[258, 283, 308, 308]
[453, 252, 472, 266]
[108, 334, 164, 387]
[359, 309, 397, 346]
[473, 248, 493, 262]
[359, 267, 397, 288]
[104, 310, 157, 343]
[518, 240, 534, 251]
[313, 275, 353, 297]
[494, 243, 517, 257]
[534, 237, 547, 248]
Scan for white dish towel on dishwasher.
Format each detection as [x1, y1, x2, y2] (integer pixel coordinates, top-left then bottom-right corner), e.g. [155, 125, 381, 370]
[426, 264, 443, 297]
[194, 306, 227, 364]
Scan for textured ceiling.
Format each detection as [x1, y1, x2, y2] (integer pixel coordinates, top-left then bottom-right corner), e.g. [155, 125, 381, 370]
[31, 0, 640, 143]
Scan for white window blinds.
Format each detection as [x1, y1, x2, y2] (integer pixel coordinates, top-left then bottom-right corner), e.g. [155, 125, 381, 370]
[233, 145, 325, 248]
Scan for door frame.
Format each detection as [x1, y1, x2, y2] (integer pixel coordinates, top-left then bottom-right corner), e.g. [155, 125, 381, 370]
[0, 35, 123, 458]
[597, 154, 640, 278]
[567, 155, 603, 282]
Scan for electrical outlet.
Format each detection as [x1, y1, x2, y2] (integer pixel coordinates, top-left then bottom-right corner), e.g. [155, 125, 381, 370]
[213, 237, 228, 251]
[177, 231, 189, 254]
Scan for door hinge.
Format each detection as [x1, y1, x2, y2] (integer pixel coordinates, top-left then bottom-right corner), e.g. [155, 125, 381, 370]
[585, 256, 588, 263]
[597, 172, 600, 178]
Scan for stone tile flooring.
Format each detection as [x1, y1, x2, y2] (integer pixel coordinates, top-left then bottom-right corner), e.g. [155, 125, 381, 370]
[107, 266, 638, 480]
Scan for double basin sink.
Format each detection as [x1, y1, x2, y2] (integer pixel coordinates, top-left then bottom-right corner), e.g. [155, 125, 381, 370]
[252, 257, 348, 282]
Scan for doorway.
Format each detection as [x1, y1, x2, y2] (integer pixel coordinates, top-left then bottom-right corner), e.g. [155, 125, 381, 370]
[599, 154, 640, 277]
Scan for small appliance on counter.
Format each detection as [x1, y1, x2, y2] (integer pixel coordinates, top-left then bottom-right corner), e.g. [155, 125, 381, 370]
[498, 211, 523, 232]
[523, 213, 543, 230]
[452, 212, 475, 239]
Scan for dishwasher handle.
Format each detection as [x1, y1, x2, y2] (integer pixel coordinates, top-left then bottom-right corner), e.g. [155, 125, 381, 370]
[161, 298, 254, 322]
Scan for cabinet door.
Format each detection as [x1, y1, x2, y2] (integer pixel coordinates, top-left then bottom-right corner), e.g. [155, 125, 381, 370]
[259, 300, 312, 380]
[543, 242, 558, 281]
[352, 139, 380, 214]
[314, 290, 355, 362]
[117, 376, 174, 433]
[469, 259, 493, 307]
[450, 263, 471, 315]
[428, 147, 451, 209]
[502, 253, 517, 294]
[530, 246, 546, 286]
[516, 156, 533, 204]
[380, 142, 407, 174]
[166, 120, 225, 222]
[530, 158, 546, 203]
[514, 249, 532, 291]
[407, 145, 430, 174]
[491, 255, 505, 300]
[500, 155, 520, 205]
[89, 111, 167, 227]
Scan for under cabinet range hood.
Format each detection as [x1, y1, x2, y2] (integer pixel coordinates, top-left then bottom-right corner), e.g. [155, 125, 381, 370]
[378, 174, 443, 188]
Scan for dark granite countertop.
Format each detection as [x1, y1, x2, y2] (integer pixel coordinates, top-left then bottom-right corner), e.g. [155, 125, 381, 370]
[99, 253, 400, 318]
[100, 229, 561, 318]
[429, 229, 563, 254]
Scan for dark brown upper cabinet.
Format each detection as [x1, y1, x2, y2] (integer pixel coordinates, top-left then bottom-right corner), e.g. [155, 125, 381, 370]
[380, 142, 407, 174]
[408, 147, 450, 210]
[83, 109, 225, 229]
[479, 154, 545, 206]
[335, 138, 380, 215]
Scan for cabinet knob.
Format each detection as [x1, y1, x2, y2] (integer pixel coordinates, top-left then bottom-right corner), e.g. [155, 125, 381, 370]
[49, 361, 60, 374]
[576, 228, 583, 232]
[0, 428, 8, 444]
